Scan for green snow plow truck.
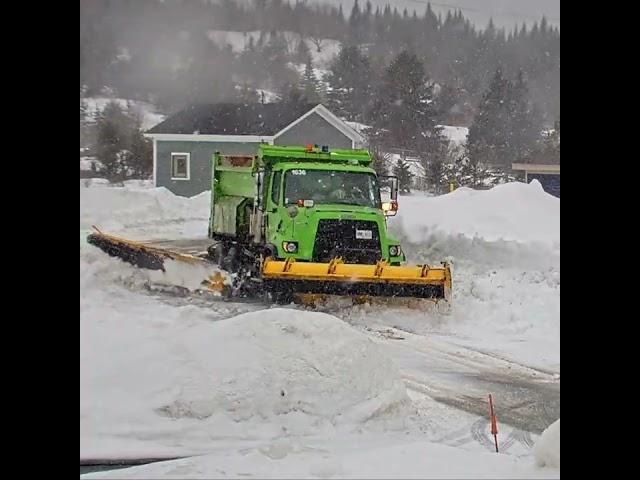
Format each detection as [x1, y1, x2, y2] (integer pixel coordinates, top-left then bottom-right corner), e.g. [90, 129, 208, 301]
[88, 144, 451, 305]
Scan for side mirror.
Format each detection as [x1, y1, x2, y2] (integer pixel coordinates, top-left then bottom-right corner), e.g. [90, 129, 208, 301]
[382, 200, 398, 217]
[379, 175, 399, 201]
[379, 175, 399, 216]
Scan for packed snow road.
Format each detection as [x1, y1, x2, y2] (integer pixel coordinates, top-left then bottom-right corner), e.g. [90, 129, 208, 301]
[139, 285, 560, 436]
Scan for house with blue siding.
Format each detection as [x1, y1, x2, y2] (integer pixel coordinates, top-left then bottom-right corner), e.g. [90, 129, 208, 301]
[145, 103, 365, 197]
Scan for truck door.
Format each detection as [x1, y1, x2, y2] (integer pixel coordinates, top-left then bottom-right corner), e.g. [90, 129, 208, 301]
[265, 170, 283, 247]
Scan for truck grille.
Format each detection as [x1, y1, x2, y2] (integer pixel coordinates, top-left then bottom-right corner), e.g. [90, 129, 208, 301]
[312, 220, 382, 264]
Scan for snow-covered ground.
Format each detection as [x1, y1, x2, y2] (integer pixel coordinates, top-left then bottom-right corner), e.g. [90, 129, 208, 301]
[83, 97, 166, 130]
[438, 125, 469, 146]
[80, 181, 559, 478]
[535, 419, 560, 468]
[80, 156, 100, 172]
[256, 88, 281, 103]
[208, 30, 341, 69]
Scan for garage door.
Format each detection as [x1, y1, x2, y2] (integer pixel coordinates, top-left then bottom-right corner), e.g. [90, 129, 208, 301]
[529, 173, 560, 198]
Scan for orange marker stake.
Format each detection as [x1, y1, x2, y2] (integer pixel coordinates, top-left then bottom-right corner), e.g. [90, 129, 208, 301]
[489, 394, 499, 453]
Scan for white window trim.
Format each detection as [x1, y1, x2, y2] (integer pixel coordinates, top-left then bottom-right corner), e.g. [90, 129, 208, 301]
[171, 152, 191, 181]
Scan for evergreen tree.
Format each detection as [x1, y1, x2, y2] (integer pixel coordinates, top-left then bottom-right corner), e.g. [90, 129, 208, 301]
[94, 101, 153, 181]
[507, 69, 543, 161]
[454, 152, 493, 188]
[127, 124, 153, 179]
[433, 83, 459, 123]
[467, 67, 512, 167]
[325, 45, 373, 121]
[367, 51, 446, 158]
[349, 0, 363, 43]
[368, 143, 390, 177]
[79, 0, 559, 139]
[80, 97, 88, 123]
[95, 101, 134, 181]
[393, 158, 413, 193]
[236, 82, 259, 103]
[279, 82, 305, 106]
[300, 57, 322, 103]
[294, 35, 311, 63]
[423, 143, 450, 193]
[263, 31, 297, 89]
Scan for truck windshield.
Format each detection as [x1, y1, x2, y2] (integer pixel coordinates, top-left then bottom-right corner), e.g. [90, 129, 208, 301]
[284, 169, 381, 208]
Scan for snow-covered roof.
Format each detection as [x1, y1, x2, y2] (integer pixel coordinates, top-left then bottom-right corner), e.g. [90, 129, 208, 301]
[438, 125, 469, 145]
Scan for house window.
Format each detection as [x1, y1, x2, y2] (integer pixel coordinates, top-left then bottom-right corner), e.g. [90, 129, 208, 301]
[171, 153, 190, 180]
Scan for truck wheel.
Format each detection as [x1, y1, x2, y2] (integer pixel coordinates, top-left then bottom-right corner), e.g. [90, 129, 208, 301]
[208, 243, 225, 265]
[271, 290, 294, 305]
[222, 246, 239, 273]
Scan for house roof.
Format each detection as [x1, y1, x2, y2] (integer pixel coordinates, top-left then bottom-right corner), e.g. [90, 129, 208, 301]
[147, 102, 319, 136]
[145, 103, 366, 147]
[512, 162, 560, 174]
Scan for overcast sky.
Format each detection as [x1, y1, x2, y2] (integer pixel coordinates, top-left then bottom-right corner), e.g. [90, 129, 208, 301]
[315, 0, 560, 29]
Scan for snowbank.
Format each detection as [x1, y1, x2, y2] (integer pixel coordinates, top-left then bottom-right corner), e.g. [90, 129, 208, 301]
[534, 419, 560, 468]
[391, 181, 559, 251]
[381, 181, 560, 371]
[80, 185, 210, 234]
[80, 178, 153, 188]
[158, 308, 410, 426]
[81, 241, 409, 457]
[83, 434, 559, 479]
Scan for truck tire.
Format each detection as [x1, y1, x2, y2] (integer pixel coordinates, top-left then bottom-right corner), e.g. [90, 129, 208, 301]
[222, 246, 239, 273]
[271, 290, 294, 305]
[208, 243, 225, 266]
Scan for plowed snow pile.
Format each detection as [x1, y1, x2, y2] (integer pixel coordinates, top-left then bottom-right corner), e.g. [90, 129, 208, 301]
[534, 419, 560, 468]
[158, 309, 410, 425]
[80, 184, 210, 234]
[392, 180, 559, 251]
[380, 180, 560, 370]
[81, 246, 409, 458]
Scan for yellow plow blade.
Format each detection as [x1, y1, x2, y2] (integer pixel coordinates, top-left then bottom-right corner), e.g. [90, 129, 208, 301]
[262, 257, 451, 303]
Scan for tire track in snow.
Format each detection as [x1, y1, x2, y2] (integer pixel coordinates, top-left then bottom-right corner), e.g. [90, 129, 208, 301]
[364, 326, 559, 435]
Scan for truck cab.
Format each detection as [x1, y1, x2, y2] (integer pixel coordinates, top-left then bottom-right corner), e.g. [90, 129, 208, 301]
[264, 160, 404, 265]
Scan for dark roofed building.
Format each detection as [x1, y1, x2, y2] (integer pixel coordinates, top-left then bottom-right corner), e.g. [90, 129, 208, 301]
[145, 103, 365, 197]
[147, 102, 317, 136]
[512, 149, 560, 198]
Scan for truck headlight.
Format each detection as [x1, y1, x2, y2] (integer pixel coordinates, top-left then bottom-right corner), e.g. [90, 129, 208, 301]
[283, 242, 298, 253]
[389, 245, 401, 257]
